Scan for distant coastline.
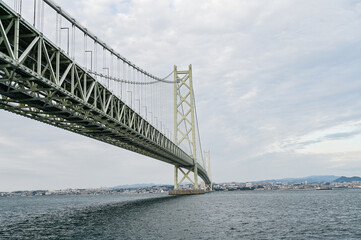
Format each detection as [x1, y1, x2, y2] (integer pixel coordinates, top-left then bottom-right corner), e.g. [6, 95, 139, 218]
[214, 175, 361, 192]
[0, 185, 173, 197]
[1, 175, 360, 197]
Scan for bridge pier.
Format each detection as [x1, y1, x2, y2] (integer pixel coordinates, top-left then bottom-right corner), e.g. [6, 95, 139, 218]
[173, 65, 199, 192]
[171, 64, 211, 194]
[169, 189, 205, 195]
[206, 183, 213, 192]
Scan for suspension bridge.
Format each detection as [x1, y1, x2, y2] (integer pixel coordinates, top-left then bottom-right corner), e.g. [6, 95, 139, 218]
[0, 0, 212, 193]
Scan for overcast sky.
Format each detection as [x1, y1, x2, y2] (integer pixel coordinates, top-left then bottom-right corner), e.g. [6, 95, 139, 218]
[1, 0, 361, 191]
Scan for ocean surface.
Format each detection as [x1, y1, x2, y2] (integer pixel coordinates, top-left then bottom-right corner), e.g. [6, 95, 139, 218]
[1, 189, 361, 239]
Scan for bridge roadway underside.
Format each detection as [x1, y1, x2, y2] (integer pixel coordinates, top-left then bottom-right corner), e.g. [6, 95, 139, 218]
[0, 2, 210, 185]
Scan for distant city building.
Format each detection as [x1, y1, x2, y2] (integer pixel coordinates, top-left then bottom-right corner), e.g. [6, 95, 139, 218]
[245, 182, 253, 188]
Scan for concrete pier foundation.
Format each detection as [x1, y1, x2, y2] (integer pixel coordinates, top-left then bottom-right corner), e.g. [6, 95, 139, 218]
[169, 189, 206, 195]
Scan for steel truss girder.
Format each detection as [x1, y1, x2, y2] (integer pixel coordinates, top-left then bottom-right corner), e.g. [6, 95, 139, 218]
[0, 2, 211, 185]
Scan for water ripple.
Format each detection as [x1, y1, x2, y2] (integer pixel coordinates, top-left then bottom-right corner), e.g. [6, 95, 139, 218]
[1, 190, 361, 239]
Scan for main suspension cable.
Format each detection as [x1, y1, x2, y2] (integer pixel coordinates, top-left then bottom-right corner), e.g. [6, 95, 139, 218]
[192, 88, 204, 167]
[88, 70, 177, 85]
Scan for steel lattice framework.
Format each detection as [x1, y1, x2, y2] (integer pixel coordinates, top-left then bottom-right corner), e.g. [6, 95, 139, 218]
[174, 65, 199, 189]
[0, 1, 211, 186]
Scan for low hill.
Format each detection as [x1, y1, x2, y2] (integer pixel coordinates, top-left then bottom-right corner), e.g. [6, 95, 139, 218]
[112, 183, 158, 189]
[252, 175, 339, 184]
[333, 176, 361, 183]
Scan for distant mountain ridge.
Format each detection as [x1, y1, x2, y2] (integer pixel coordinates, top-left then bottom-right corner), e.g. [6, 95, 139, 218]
[252, 175, 340, 184]
[112, 183, 158, 189]
[112, 183, 173, 189]
[112, 175, 361, 188]
[334, 176, 361, 183]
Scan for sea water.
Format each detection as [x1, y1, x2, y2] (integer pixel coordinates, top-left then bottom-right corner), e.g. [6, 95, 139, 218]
[1, 190, 361, 239]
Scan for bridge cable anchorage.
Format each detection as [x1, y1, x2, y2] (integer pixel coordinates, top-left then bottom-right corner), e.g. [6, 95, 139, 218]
[87, 69, 177, 85]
